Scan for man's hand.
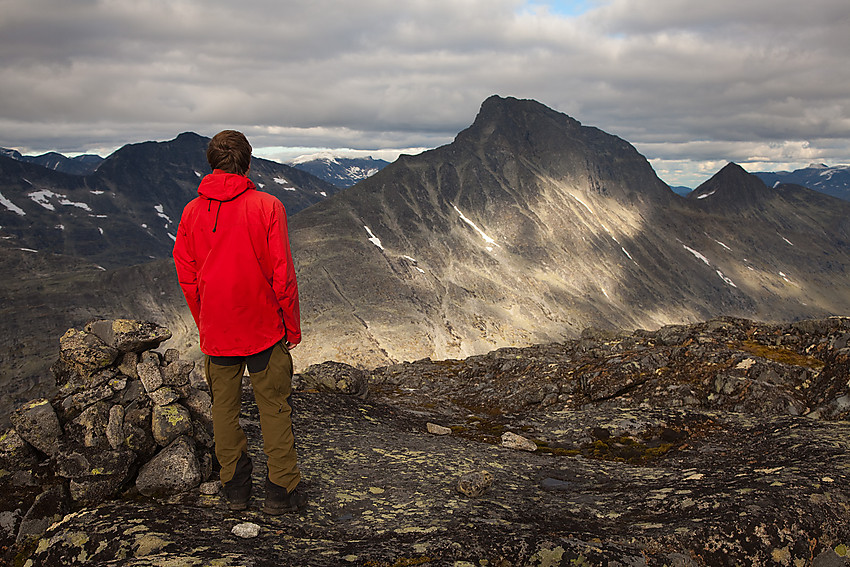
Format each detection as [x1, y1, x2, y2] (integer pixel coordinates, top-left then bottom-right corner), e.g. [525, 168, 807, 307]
[285, 341, 297, 350]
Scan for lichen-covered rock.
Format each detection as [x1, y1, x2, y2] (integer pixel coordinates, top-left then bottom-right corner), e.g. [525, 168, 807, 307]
[10, 398, 62, 456]
[85, 319, 172, 353]
[457, 470, 493, 497]
[123, 423, 155, 458]
[151, 403, 193, 447]
[148, 386, 180, 407]
[298, 361, 369, 397]
[0, 428, 37, 469]
[58, 328, 119, 376]
[136, 436, 201, 497]
[63, 448, 135, 505]
[59, 384, 114, 419]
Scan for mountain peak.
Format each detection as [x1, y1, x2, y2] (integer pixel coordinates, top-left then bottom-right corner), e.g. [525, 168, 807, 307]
[688, 162, 770, 207]
[448, 95, 669, 204]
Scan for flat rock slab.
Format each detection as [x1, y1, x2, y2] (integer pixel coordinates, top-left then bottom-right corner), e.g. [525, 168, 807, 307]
[19, 391, 850, 566]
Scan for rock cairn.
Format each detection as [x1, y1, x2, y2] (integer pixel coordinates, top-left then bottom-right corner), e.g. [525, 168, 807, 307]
[1, 319, 214, 544]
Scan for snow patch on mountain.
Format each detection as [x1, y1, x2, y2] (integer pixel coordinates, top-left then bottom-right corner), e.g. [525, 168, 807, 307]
[683, 245, 710, 265]
[0, 192, 26, 216]
[364, 226, 384, 250]
[453, 205, 498, 249]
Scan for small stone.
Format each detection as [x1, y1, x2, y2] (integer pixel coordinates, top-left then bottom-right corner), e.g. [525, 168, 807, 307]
[11, 399, 62, 456]
[163, 359, 194, 386]
[123, 423, 155, 457]
[426, 422, 452, 435]
[501, 431, 537, 452]
[232, 522, 261, 539]
[137, 362, 164, 393]
[457, 471, 493, 498]
[0, 511, 19, 538]
[109, 377, 128, 391]
[182, 388, 213, 427]
[120, 379, 145, 405]
[118, 352, 140, 379]
[199, 480, 221, 495]
[141, 351, 161, 365]
[148, 386, 180, 407]
[163, 348, 182, 365]
[61, 385, 114, 416]
[106, 405, 125, 450]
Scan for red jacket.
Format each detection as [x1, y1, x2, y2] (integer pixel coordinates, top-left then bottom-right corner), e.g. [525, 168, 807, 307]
[173, 170, 301, 356]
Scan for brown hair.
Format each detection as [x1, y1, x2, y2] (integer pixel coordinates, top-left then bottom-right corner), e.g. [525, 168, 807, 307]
[206, 130, 252, 175]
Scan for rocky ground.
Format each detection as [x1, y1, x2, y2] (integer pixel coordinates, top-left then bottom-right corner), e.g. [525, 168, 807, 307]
[3, 316, 850, 566]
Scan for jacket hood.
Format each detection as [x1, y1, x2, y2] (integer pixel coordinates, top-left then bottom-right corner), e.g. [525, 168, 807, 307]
[197, 170, 255, 202]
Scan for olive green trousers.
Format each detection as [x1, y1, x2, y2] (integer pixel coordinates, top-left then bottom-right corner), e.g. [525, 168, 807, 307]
[204, 341, 301, 492]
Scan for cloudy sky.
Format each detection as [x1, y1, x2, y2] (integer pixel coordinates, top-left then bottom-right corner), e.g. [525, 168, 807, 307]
[1, 0, 848, 187]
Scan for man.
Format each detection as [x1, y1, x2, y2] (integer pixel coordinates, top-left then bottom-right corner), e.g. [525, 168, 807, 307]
[173, 130, 305, 514]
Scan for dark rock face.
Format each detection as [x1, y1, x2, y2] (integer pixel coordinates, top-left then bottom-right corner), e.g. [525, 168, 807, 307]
[5, 316, 850, 566]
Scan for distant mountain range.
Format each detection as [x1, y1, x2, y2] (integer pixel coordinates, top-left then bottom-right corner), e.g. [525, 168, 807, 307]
[0, 148, 104, 176]
[0, 132, 340, 268]
[753, 163, 850, 201]
[290, 155, 390, 188]
[1, 96, 849, 422]
[670, 164, 850, 201]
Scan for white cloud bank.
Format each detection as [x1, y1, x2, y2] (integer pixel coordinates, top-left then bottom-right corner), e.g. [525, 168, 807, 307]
[1, 0, 848, 186]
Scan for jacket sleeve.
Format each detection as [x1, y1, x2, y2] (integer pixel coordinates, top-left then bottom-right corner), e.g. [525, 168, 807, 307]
[173, 218, 201, 328]
[268, 201, 302, 345]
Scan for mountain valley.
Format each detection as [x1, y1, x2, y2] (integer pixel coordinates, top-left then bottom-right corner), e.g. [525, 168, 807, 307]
[2, 96, 850, 426]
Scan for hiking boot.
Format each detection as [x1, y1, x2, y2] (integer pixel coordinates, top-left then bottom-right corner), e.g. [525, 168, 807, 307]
[222, 452, 253, 511]
[263, 478, 307, 515]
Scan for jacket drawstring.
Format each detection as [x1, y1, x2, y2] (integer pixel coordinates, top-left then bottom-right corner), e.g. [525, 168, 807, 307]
[207, 198, 223, 233]
[212, 200, 222, 233]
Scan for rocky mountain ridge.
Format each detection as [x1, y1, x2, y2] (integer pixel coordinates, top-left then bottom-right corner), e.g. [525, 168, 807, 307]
[0, 149, 103, 176]
[0, 132, 339, 268]
[2, 315, 849, 566]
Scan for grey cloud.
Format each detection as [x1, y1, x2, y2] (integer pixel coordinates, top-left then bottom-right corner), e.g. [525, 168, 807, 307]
[0, 0, 848, 187]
